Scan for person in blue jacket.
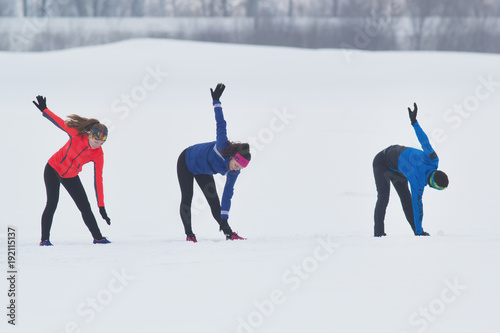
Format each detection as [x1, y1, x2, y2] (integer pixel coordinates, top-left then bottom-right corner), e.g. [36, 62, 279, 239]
[177, 83, 251, 242]
[373, 103, 449, 237]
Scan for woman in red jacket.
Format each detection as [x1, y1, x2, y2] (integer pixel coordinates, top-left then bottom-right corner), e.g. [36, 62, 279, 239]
[33, 95, 111, 245]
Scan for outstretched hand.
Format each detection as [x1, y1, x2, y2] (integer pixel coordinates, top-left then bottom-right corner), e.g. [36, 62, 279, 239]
[408, 102, 418, 125]
[33, 95, 47, 112]
[210, 83, 225, 101]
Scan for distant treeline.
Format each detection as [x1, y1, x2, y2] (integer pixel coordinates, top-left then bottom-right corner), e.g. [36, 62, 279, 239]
[1, 0, 499, 53]
[2, 0, 500, 18]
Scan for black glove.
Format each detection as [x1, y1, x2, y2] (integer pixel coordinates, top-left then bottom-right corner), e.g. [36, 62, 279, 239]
[415, 231, 430, 236]
[99, 207, 111, 225]
[219, 218, 232, 235]
[210, 83, 225, 101]
[33, 95, 47, 112]
[408, 102, 418, 125]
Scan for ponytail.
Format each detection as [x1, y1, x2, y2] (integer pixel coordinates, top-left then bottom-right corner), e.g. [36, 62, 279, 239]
[221, 142, 252, 162]
[65, 114, 101, 136]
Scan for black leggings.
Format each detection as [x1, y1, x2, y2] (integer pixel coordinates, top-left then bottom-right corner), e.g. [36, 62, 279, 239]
[177, 149, 229, 236]
[373, 151, 415, 235]
[41, 163, 103, 241]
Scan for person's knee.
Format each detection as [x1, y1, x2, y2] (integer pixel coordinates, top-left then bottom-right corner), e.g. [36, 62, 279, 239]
[44, 198, 58, 210]
[376, 197, 390, 209]
[377, 189, 390, 201]
[180, 196, 193, 208]
[75, 200, 92, 213]
[201, 182, 218, 199]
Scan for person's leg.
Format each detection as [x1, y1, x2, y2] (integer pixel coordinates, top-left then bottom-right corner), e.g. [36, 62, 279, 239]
[41, 163, 61, 242]
[391, 177, 416, 233]
[194, 174, 232, 234]
[177, 150, 195, 236]
[60, 176, 103, 240]
[373, 152, 391, 236]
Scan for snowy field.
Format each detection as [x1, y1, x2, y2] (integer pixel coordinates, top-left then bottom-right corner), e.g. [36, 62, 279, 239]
[1, 39, 499, 333]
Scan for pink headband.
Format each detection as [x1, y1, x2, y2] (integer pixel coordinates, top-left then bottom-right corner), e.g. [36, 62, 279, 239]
[233, 152, 249, 168]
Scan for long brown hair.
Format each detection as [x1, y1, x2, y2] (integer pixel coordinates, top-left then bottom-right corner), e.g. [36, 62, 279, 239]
[65, 114, 107, 136]
[221, 142, 251, 161]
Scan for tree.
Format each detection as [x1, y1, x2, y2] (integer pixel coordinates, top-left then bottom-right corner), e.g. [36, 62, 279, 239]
[22, 0, 27, 16]
[331, 0, 340, 16]
[407, 0, 433, 50]
[131, 0, 144, 17]
[0, 0, 17, 16]
[245, 0, 259, 17]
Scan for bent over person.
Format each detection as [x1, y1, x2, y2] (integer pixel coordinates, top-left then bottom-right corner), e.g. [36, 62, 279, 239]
[373, 103, 449, 237]
[33, 95, 111, 245]
[177, 83, 251, 242]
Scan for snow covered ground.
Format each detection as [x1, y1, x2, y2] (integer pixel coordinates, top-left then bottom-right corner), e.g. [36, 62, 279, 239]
[1, 39, 499, 333]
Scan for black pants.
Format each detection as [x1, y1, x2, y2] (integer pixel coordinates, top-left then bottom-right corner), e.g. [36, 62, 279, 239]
[373, 151, 415, 235]
[41, 163, 103, 241]
[177, 149, 229, 236]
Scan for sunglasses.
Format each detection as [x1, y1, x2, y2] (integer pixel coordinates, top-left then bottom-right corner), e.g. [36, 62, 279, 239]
[90, 127, 107, 141]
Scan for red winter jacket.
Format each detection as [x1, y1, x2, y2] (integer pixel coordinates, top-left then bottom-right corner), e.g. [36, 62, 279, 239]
[43, 108, 105, 207]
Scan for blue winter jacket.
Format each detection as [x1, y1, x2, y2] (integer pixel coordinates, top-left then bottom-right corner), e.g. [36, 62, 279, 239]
[185, 101, 240, 220]
[395, 122, 439, 234]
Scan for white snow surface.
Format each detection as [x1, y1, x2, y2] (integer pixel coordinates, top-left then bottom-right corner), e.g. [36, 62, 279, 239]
[1, 39, 500, 333]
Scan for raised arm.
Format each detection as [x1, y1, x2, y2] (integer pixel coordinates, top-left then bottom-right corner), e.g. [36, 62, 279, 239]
[33, 95, 78, 137]
[211, 83, 229, 151]
[408, 103, 437, 159]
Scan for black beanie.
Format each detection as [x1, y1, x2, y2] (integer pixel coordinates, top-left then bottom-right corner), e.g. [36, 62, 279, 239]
[433, 170, 449, 188]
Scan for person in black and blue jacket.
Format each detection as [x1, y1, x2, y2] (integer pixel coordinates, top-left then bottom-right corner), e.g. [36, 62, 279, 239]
[177, 83, 251, 242]
[373, 103, 449, 237]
